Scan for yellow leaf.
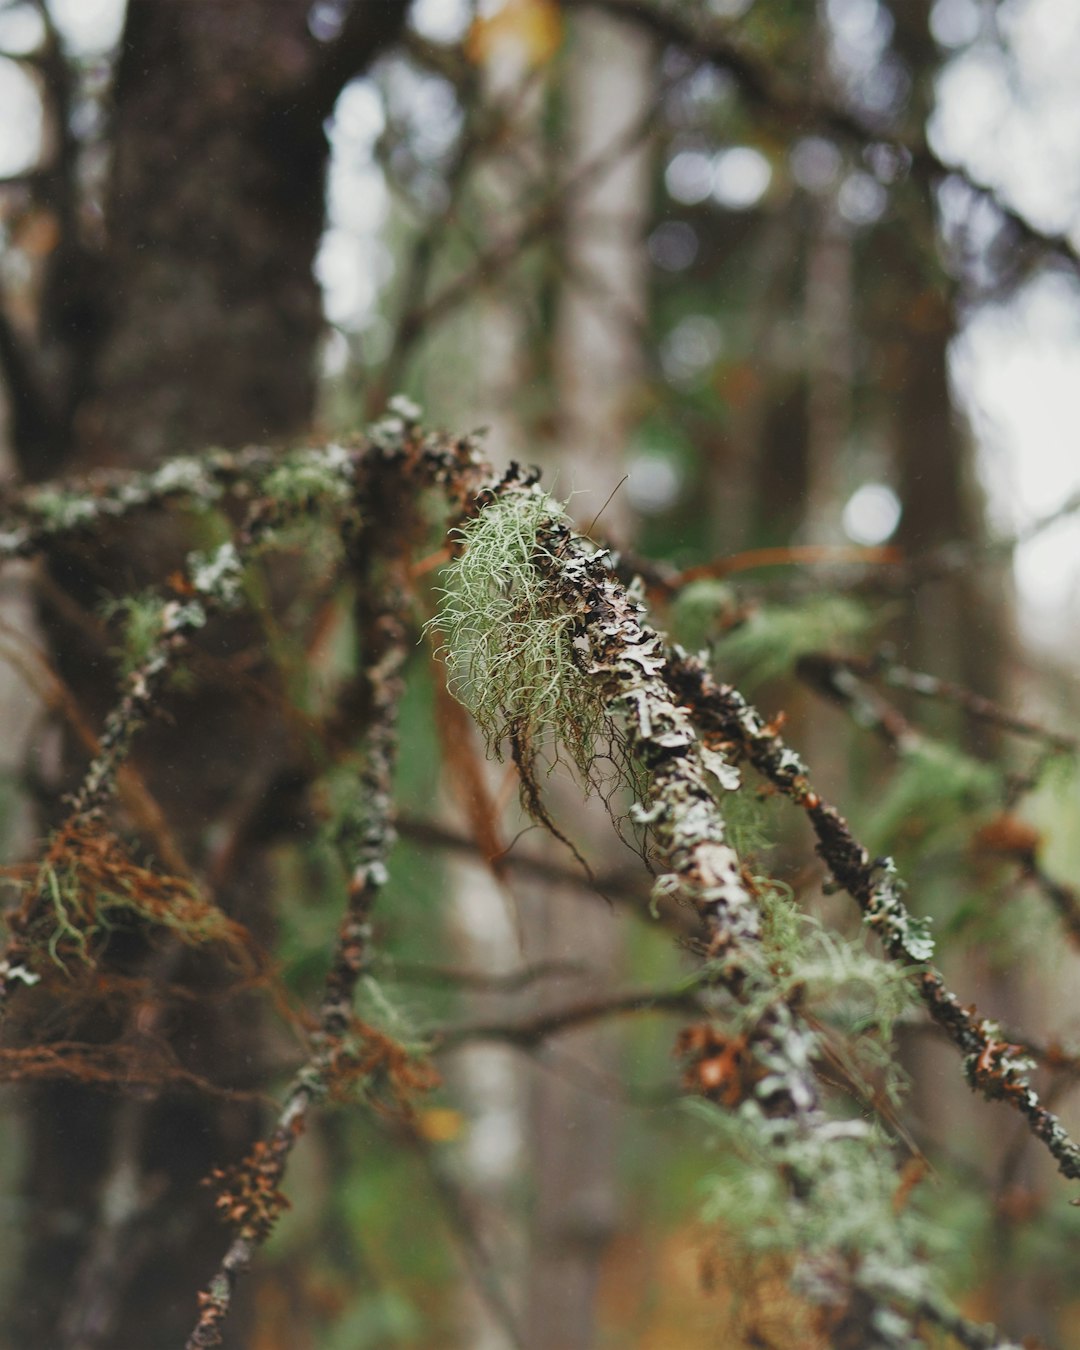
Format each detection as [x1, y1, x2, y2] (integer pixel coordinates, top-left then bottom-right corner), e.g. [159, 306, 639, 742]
[415, 1107, 465, 1142]
[465, 0, 563, 73]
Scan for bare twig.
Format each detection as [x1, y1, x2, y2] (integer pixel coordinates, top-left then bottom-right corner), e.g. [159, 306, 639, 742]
[435, 986, 703, 1050]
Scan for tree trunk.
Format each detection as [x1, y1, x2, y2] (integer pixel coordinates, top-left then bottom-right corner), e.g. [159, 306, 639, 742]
[523, 12, 653, 1349]
[5, 4, 408, 1345]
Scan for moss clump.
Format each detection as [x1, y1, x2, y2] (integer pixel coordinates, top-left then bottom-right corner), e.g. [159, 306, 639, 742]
[432, 485, 606, 782]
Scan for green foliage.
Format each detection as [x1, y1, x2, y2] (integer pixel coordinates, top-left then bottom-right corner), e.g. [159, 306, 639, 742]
[711, 596, 874, 686]
[867, 739, 1001, 857]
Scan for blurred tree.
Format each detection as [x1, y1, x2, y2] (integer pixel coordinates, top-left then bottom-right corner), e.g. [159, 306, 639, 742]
[0, 2, 1079, 1349]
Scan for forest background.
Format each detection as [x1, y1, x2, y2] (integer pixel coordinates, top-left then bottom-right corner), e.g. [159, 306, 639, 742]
[1, 0, 1080, 1348]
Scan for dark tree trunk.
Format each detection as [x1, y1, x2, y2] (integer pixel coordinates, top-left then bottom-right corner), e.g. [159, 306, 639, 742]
[82, 0, 326, 469]
[5, 3, 409, 1345]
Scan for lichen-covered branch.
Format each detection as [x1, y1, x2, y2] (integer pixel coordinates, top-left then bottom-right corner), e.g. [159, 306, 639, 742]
[436, 471, 1020, 1348]
[667, 655, 1080, 1185]
[0, 446, 274, 562]
[184, 414, 490, 1349]
[183, 622, 409, 1348]
[185, 573, 410, 1349]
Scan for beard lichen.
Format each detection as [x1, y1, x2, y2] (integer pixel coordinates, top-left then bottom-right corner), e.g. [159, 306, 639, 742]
[431, 483, 606, 790]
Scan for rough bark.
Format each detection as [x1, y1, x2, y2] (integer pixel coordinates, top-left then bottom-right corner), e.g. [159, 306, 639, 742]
[4, 3, 410, 1345]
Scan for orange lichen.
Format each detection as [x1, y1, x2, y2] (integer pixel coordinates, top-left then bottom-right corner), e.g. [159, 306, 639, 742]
[675, 1024, 758, 1108]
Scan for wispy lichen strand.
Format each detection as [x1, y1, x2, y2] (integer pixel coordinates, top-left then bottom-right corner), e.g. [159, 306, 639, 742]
[434, 479, 605, 780]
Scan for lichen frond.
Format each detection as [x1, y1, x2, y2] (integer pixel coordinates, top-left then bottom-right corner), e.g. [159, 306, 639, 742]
[430, 484, 606, 784]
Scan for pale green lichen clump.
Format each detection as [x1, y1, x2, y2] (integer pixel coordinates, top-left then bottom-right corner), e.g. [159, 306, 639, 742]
[433, 485, 605, 780]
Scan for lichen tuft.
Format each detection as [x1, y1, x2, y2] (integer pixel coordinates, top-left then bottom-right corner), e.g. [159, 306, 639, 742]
[431, 484, 605, 783]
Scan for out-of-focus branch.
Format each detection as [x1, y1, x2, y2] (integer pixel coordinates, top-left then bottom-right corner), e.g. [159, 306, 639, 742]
[375, 85, 664, 381]
[435, 986, 704, 1050]
[820, 649, 1078, 755]
[383, 956, 594, 992]
[569, 0, 1080, 279]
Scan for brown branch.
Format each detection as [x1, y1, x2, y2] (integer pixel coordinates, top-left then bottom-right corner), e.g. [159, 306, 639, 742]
[383, 956, 594, 992]
[865, 652, 1079, 755]
[666, 654, 1080, 1184]
[1022, 859, 1080, 952]
[435, 986, 703, 1051]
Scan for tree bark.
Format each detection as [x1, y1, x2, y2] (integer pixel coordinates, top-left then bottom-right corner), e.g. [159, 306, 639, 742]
[5, 3, 409, 1345]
